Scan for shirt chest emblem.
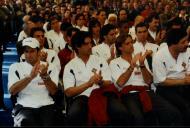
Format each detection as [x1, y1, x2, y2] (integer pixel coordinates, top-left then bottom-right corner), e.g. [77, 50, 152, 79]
[182, 62, 187, 71]
[92, 68, 97, 73]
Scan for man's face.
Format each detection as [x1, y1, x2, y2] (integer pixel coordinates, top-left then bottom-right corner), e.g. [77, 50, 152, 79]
[120, 23, 129, 34]
[98, 11, 106, 22]
[136, 26, 148, 42]
[176, 36, 189, 53]
[78, 37, 92, 56]
[76, 16, 85, 27]
[105, 29, 117, 45]
[25, 21, 36, 36]
[149, 18, 160, 32]
[92, 24, 101, 35]
[120, 36, 134, 55]
[55, 6, 61, 14]
[33, 31, 45, 48]
[24, 47, 39, 65]
[108, 17, 117, 25]
[51, 19, 60, 31]
[119, 10, 127, 21]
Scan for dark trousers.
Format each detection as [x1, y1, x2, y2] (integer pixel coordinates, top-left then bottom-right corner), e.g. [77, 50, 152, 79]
[121, 90, 183, 126]
[106, 92, 133, 126]
[66, 95, 89, 126]
[67, 94, 133, 126]
[13, 104, 56, 127]
[157, 86, 190, 126]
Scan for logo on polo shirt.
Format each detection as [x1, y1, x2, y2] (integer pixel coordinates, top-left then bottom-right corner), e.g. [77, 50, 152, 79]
[38, 82, 45, 85]
[182, 62, 186, 69]
[182, 62, 187, 71]
[92, 68, 97, 73]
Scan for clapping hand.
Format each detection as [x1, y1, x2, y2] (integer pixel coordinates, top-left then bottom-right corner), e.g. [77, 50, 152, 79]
[88, 70, 103, 87]
[38, 62, 49, 77]
[39, 51, 48, 62]
[30, 61, 40, 79]
[130, 53, 141, 68]
[139, 50, 153, 65]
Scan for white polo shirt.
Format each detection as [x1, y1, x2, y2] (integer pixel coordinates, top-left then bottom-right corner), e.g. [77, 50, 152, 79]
[148, 29, 157, 40]
[63, 55, 111, 97]
[133, 40, 159, 55]
[45, 30, 66, 53]
[109, 56, 151, 90]
[40, 48, 61, 71]
[129, 26, 136, 40]
[17, 30, 27, 42]
[75, 25, 88, 32]
[92, 43, 116, 61]
[153, 45, 190, 84]
[8, 61, 59, 108]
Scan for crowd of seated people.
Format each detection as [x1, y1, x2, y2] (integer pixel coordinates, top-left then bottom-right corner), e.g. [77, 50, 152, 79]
[2, 0, 190, 126]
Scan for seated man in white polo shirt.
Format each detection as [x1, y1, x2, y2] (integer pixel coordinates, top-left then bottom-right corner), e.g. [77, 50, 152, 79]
[92, 24, 117, 64]
[153, 28, 190, 125]
[20, 27, 61, 72]
[133, 22, 159, 91]
[109, 34, 182, 126]
[63, 31, 131, 126]
[133, 22, 159, 70]
[8, 38, 59, 126]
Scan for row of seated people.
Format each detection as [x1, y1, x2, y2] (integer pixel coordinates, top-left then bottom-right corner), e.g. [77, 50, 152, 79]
[9, 21, 190, 126]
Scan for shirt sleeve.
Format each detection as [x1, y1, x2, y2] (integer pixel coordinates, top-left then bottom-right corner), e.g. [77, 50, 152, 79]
[63, 64, 75, 90]
[100, 59, 111, 81]
[8, 63, 20, 91]
[152, 54, 167, 84]
[51, 51, 61, 72]
[92, 46, 99, 57]
[48, 64, 59, 87]
[109, 60, 123, 83]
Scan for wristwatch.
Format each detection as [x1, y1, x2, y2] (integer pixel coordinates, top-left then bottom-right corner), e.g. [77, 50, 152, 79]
[41, 74, 51, 81]
[139, 65, 146, 68]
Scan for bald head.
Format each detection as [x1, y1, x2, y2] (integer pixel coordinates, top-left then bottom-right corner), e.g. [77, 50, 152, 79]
[23, 15, 30, 24]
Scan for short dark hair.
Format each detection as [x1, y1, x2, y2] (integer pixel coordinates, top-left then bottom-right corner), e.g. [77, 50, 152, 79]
[75, 13, 85, 21]
[88, 18, 101, 35]
[66, 27, 80, 37]
[29, 15, 44, 23]
[118, 8, 128, 15]
[101, 24, 116, 38]
[166, 28, 187, 46]
[96, 9, 106, 16]
[146, 12, 159, 24]
[30, 27, 45, 37]
[60, 22, 72, 31]
[115, 34, 132, 57]
[135, 22, 147, 33]
[49, 14, 61, 23]
[71, 31, 92, 54]
[166, 17, 183, 31]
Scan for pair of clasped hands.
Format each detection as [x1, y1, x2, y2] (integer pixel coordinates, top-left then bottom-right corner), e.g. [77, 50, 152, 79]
[88, 69, 103, 87]
[129, 50, 153, 69]
[29, 51, 49, 80]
